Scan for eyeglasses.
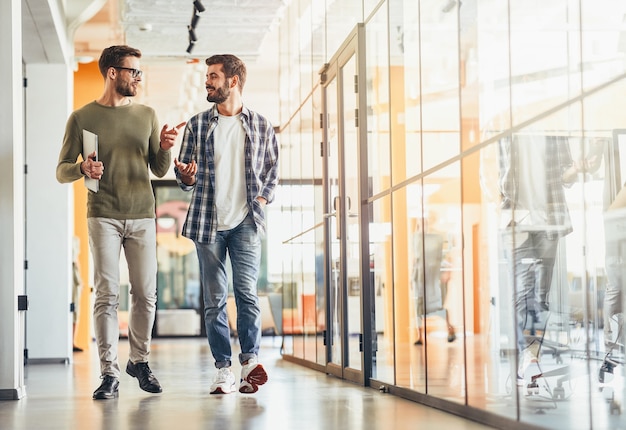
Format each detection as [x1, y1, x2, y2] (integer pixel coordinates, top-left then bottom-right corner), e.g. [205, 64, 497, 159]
[113, 66, 143, 78]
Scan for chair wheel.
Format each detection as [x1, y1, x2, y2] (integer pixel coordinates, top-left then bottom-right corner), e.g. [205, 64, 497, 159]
[527, 382, 540, 396]
[553, 386, 565, 399]
[610, 401, 621, 415]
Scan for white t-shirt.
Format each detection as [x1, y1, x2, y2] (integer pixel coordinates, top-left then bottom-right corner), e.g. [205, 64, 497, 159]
[517, 136, 547, 226]
[214, 113, 248, 230]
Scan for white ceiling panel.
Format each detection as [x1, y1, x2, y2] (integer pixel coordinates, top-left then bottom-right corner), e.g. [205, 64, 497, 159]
[120, 0, 289, 60]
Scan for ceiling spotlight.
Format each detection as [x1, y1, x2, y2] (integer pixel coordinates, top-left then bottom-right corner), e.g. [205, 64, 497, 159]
[188, 26, 197, 42]
[186, 41, 195, 54]
[193, 0, 205, 13]
[137, 22, 152, 32]
[190, 11, 200, 29]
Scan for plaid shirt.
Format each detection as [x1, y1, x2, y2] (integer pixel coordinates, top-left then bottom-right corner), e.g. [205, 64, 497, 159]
[498, 135, 574, 239]
[175, 104, 279, 243]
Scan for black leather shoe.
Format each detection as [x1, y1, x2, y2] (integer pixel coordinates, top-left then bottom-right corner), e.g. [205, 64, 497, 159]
[93, 375, 119, 400]
[126, 360, 162, 393]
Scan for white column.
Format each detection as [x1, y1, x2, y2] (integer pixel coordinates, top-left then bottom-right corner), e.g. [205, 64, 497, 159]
[25, 64, 74, 362]
[0, 0, 26, 400]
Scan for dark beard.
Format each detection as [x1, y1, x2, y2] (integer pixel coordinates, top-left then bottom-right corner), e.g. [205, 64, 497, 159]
[206, 84, 230, 104]
[115, 80, 136, 97]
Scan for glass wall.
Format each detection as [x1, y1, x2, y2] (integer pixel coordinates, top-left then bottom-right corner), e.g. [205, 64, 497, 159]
[274, 0, 626, 428]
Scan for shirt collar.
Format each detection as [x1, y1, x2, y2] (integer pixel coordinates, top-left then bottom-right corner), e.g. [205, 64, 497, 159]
[208, 104, 250, 122]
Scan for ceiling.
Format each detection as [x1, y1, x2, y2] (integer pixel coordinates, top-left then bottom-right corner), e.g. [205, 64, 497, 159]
[75, 0, 286, 123]
[73, 0, 288, 62]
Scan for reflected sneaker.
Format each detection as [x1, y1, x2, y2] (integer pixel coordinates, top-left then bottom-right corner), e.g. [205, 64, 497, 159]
[239, 357, 268, 394]
[517, 345, 539, 381]
[210, 367, 236, 394]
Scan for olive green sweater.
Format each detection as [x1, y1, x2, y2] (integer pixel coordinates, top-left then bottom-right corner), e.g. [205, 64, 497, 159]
[56, 101, 171, 219]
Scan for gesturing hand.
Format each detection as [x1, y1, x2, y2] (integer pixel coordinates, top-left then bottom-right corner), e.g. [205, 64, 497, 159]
[160, 122, 186, 150]
[174, 158, 198, 185]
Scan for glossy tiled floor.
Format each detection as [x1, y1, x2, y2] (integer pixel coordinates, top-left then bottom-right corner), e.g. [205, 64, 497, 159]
[0, 337, 492, 430]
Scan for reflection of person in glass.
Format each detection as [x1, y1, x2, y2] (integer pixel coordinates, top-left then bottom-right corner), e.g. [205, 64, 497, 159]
[410, 214, 456, 344]
[603, 187, 625, 351]
[498, 135, 580, 384]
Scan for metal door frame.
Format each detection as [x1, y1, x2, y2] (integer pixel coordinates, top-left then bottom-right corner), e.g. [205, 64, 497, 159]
[320, 23, 372, 385]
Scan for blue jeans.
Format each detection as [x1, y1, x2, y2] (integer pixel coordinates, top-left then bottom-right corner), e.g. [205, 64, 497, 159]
[195, 215, 262, 368]
[503, 230, 558, 351]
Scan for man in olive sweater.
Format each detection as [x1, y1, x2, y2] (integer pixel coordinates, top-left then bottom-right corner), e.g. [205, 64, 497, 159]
[56, 45, 184, 400]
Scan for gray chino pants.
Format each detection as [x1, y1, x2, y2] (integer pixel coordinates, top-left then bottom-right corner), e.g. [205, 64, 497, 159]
[88, 217, 157, 378]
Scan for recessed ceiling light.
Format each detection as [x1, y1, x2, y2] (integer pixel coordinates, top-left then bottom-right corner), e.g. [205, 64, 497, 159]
[138, 22, 152, 32]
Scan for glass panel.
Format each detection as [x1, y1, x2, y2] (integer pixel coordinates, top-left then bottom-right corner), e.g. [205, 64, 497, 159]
[312, 85, 326, 366]
[370, 195, 393, 383]
[394, 0, 421, 184]
[279, 8, 293, 126]
[608, 147, 626, 422]
[422, 166, 464, 403]
[475, 0, 512, 141]
[301, 105, 320, 363]
[278, 122, 296, 355]
[327, 74, 342, 368]
[279, 183, 294, 356]
[393, 184, 425, 392]
[365, 4, 393, 384]
[298, 0, 314, 100]
[506, 2, 587, 427]
[343, 54, 362, 372]
[420, 0, 460, 173]
[366, 3, 391, 197]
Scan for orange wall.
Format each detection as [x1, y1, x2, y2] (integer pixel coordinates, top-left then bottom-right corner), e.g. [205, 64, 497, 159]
[72, 62, 102, 350]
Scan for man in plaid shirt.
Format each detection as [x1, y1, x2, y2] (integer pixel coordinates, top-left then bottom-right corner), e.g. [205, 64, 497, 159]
[174, 54, 279, 395]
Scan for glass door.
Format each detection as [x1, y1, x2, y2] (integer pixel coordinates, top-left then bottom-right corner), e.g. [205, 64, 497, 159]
[322, 24, 368, 384]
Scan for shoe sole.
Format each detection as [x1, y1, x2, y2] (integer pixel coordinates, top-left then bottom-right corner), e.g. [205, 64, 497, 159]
[93, 390, 119, 400]
[239, 364, 268, 394]
[210, 384, 235, 395]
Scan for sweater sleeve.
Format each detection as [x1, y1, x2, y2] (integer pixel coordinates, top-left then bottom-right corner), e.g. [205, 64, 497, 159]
[56, 113, 85, 183]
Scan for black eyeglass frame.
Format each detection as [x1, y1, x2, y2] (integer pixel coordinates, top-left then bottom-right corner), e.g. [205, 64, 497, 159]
[112, 66, 143, 78]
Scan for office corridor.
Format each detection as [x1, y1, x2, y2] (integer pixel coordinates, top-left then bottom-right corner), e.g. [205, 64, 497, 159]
[0, 337, 493, 430]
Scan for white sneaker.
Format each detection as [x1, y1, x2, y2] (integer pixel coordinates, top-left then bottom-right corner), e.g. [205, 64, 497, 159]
[210, 367, 236, 394]
[517, 345, 539, 380]
[239, 357, 268, 394]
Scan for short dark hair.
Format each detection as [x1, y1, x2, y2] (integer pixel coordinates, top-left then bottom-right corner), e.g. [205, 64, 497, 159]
[98, 45, 142, 78]
[205, 54, 247, 92]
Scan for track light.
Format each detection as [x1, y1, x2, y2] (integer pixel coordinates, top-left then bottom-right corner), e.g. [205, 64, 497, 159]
[193, 0, 205, 13]
[190, 11, 200, 29]
[186, 1, 204, 54]
[188, 26, 197, 42]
